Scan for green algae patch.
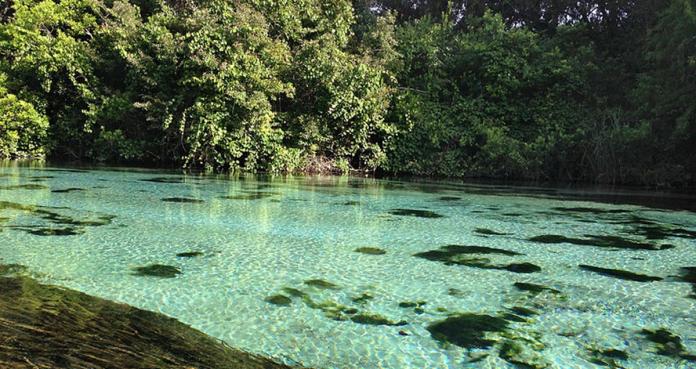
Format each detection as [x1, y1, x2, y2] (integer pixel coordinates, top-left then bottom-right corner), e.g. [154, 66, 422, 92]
[304, 279, 339, 289]
[427, 313, 508, 349]
[354, 247, 386, 255]
[350, 313, 406, 326]
[389, 208, 444, 218]
[176, 251, 203, 258]
[161, 197, 205, 203]
[474, 228, 509, 236]
[51, 187, 86, 193]
[579, 264, 662, 282]
[640, 328, 696, 361]
[265, 294, 292, 306]
[513, 282, 560, 295]
[132, 264, 182, 278]
[528, 234, 672, 250]
[0, 276, 298, 369]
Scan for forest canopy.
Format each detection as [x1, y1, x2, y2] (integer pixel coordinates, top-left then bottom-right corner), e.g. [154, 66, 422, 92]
[0, 0, 694, 186]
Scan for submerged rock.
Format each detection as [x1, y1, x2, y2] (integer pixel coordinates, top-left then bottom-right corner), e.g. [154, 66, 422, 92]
[499, 340, 549, 369]
[528, 234, 672, 250]
[427, 313, 508, 349]
[354, 247, 386, 255]
[176, 251, 203, 258]
[389, 208, 444, 218]
[474, 228, 509, 236]
[0, 276, 298, 369]
[0, 263, 28, 276]
[140, 177, 187, 183]
[414, 245, 522, 262]
[640, 328, 696, 361]
[132, 264, 182, 278]
[161, 197, 205, 203]
[51, 187, 86, 193]
[351, 293, 374, 304]
[23, 227, 85, 236]
[513, 282, 560, 295]
[678, 267, 696, 299]
[438, 196, 461, 201]
[579, 264, 662, 282]
[265, 294, 292, 306]
[551, 207, 629, 214]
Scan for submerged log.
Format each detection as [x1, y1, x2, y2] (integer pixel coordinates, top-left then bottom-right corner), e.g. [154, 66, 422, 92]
[0, 276, 304, 369]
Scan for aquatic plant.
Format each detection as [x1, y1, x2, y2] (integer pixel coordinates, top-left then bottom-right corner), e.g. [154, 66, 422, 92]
[0, 263, 28, 276]
[578, 264, 662, 282]
[0, 276, 296, 368]
[350, 313, 407, 326]
[0, 184, 49, 190]
[389, 208, 444, 218]
[427, 313, 508, 349]
[354, 247, 386, 255]
[132, 264, 182, 278]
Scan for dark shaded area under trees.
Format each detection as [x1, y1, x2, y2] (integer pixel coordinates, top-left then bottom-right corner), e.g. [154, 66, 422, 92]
[1, 0, 694, 186]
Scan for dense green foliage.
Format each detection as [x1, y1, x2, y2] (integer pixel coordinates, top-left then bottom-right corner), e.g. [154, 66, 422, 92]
[0, 0, 694, 185]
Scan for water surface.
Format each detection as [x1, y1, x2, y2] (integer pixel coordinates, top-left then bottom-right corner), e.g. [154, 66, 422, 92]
[1, 163, 695, 368]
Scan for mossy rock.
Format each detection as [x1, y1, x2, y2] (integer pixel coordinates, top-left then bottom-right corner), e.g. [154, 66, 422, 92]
[0, 263, 28, 276]
[499, 340, 550, 369]
[354, 247, 386, 255]
[0, 276, 299, 369]
[351, 293, 374, 303]
[427, 313, 508, 349]
[132, 264, 182, 278]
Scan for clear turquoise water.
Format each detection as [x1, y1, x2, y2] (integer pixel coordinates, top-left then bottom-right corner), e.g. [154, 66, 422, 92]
[1, 162, 695, 369]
